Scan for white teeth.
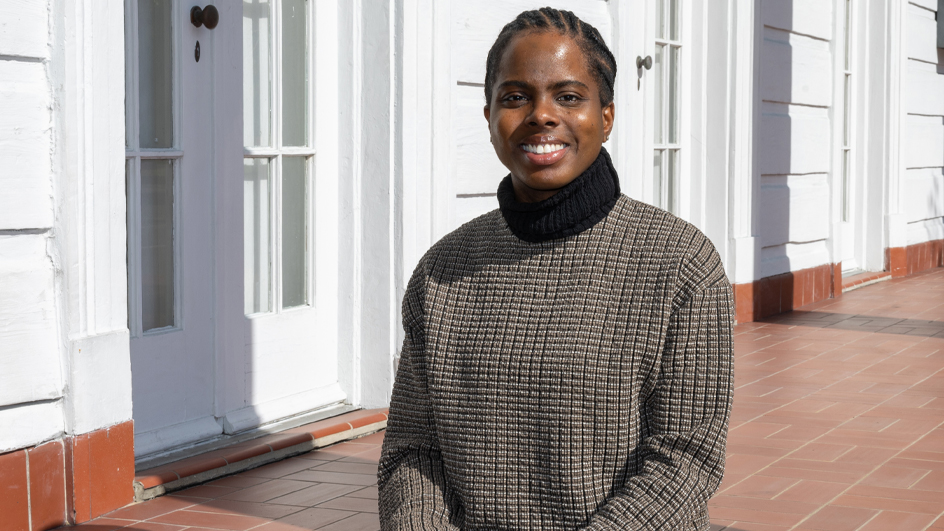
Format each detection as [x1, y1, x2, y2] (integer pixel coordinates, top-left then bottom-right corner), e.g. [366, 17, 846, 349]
[523, 143, 565, 154]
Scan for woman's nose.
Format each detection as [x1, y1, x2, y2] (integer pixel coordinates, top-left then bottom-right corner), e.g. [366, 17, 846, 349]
[528, 96, 558, 127]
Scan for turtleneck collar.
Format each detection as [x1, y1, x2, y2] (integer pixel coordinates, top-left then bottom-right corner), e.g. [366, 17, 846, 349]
[496, 147, 621, 243]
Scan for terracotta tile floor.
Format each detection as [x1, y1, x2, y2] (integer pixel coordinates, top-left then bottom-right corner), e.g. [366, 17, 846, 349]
[63, 269, 944, 530]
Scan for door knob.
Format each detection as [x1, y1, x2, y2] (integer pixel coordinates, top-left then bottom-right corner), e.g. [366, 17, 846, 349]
[636, 55, 653, 70]
[191, 5, 219, 29]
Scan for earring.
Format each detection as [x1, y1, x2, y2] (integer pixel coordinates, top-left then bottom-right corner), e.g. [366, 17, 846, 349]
[604, 135, 609, 142]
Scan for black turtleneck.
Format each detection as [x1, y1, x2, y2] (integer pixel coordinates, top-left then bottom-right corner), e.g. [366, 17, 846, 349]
[496, 147, 621, 243]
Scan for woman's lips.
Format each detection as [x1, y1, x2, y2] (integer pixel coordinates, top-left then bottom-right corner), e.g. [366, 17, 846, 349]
[520, 143, 568, 165]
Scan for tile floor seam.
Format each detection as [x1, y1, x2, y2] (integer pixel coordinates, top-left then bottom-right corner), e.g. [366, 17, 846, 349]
[784, 417, 944, 531]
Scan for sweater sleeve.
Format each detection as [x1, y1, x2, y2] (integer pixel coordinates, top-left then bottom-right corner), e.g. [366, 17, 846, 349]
[378, 283, 464, 530]
[583, 281, 735, 530]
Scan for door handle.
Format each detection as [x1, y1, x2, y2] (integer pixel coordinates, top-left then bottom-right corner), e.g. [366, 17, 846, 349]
[636, 55, 653, 70]
[190, 5, 220, 29]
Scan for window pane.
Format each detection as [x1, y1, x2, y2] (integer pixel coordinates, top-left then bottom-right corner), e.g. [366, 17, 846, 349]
[282, 0, 308, 146]
[844, 0, 852, 71]
[243, 0, 272, 147]
[656, 0, 665, 40]
[842, 150, 850, 222]
[282, 157, 308, 308]
[843, 75, 851, 147]
[669, 0, 679, 41]
[244, 158, 272, 314]
[668, 149, 678, 213]
[653, 45, 664, 144]
[668, 45, 679, 144]
[653, 149, 664, 209]
[138, 0, 174, 149]
[140, 159, 175, 331]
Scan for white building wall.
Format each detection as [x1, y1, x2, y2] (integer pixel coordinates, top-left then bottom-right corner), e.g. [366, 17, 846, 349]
[0, 0, 65, 453]
[755, 0, 836, 278]
[901, 0, 944, 245]
[0, 0, 132, 453]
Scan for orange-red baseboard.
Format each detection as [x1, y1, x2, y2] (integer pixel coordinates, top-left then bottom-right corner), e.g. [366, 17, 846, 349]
[733, 263, 839, 324]
[887, 238, 944, 278]
[0, 420, 134, 531]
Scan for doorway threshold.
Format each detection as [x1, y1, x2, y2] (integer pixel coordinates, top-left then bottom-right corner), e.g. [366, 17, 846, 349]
[842, 269, 891, 293]
[132, 407, 388, 502]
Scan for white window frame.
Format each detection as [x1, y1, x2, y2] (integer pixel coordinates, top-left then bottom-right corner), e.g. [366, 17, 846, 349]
[243, 0, 317, 317]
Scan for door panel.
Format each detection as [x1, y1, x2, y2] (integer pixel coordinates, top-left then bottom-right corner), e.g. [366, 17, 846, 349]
[126, 0, 219, 457]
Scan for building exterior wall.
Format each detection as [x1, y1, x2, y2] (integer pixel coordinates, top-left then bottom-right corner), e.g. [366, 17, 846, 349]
[0, 0, 134, 526]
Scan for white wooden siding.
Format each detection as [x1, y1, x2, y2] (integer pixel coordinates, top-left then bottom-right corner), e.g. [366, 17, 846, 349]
[761, 0, 832, 41]
[0, 235, 63, 408]
[902, 2, 944, 245]
[0, 0, 49, 59]
[0, 60, 53, 230]
[757, 0, 834, 277]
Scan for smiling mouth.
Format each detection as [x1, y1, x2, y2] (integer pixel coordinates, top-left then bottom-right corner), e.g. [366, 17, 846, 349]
[521, 143, 567, 154]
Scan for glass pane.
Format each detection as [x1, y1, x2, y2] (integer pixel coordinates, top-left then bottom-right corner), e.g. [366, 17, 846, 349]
[140, 159, 175, 331]
[653, 45, 664, 144]
[843, 75, 851, 147]
[282, 0, 308, 146]
[656, 0, 665, 40]
[243, 0, 272, 147]
[669, 0, 679, 41]
[844, 0, 852, 71]
[653, 149, 664, 209]
[138, 0, 174, 149]
[244, 158, 272, 314]
[668, 46, 679, 144]
[282, 157, 308, 308]
[842, 150, 850, 222]
[668, 149, 678, 213]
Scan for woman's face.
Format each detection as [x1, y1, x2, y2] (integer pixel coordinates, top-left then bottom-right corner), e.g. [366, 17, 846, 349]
[485, 31, 615, 203]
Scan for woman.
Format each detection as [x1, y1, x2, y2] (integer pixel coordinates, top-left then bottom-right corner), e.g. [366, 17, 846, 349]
[379, 8, 734, 530]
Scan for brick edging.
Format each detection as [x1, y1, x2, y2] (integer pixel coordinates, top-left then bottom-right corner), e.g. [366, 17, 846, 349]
[133, 408, 388, 501]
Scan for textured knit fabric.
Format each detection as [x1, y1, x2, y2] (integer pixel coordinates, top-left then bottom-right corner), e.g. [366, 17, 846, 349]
[378, 195, 735, 530]
[497, 148, 620, 242]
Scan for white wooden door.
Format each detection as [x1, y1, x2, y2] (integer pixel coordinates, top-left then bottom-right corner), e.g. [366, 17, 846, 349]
[126, 0, 344, 458]
[125, 0, 230, 456]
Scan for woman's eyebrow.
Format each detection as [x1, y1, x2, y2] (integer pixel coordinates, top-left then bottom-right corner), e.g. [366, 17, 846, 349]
[496, 80, 532, 91]
[549, 80, 589, 91]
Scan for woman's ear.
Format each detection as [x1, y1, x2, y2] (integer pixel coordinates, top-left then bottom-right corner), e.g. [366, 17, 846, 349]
[602, 101, 615, 140]
[484, 105, 491, 124]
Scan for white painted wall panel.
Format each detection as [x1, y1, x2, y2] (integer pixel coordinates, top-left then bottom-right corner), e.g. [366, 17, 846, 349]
[903, 168, 944, 223]
[760, 28, 832, 107]
[0, 60, 53, 230]
[455, 85, 508, 195]
[907, 217, 944, 245]
[0, 235, 63, 408]
[69, 330, 133, 435]
[905, 61, 944, 117]
[906, 3, 939, 64]
[758, 103, 831, 176]
[761, 0, 832, 41]
[909, 0, 937, 12]
[451, 0, 611, 84]
[0, 401, 62, 454]
[760, 240, 831, 278]
[759, 174, 831, 247]
[0, 0, 49, 59]
[903, 115, 944, 169]
[455, 195, 499, 228]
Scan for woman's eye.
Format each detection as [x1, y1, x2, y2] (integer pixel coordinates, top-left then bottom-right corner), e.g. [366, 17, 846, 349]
[558, 94, 581, 103]
[503, 94, 527, 103]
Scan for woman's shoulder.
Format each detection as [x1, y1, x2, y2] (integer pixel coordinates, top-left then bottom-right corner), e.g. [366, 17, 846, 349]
[608, 195, 728, 292]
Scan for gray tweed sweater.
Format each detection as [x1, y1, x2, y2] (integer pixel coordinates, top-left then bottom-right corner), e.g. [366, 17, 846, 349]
[378, 195, 734, 530]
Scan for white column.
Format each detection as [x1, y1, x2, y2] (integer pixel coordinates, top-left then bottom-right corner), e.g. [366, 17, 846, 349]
[53, 0, 133, 436]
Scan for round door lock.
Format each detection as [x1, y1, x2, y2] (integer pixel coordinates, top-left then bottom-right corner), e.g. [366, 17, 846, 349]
[191, 5, 219, 29]
[636, 55, 653, 70]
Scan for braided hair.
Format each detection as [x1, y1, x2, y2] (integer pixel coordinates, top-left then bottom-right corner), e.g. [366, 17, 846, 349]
[484, 7, 617, 106]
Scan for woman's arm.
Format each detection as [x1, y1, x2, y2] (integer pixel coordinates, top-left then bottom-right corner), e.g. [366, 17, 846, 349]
[378, 291, 464, 530]
[583, 281, 735, 530]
